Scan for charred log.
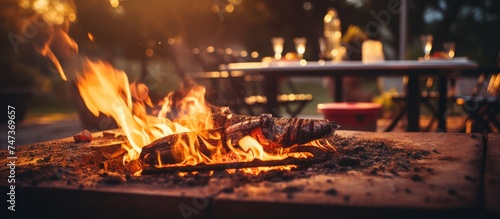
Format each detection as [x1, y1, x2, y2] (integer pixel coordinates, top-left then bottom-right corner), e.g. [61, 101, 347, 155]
[139, 113, 339, 168]
[213, 113, 339, 149]
[140, 129, 225, 166]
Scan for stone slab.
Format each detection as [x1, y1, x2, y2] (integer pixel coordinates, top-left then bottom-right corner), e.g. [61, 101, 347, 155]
[0, 131, 486, 219]
[212, 131, 484, 219]
[485, 133, 500, 215]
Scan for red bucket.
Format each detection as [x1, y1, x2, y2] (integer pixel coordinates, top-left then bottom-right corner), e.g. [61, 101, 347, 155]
[317, 102, 382, 132]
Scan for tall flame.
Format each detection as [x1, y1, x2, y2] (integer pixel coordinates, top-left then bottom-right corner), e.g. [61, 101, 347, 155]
[27, 0, 311, 174]
[74, 59, 305, 172]
[75, 59, 181, 162]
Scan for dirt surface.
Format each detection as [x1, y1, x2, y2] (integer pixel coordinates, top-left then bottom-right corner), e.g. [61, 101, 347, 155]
[486, 133, 500, 213]
[0, 131, 431, 190]
[0, 131, 126, 188]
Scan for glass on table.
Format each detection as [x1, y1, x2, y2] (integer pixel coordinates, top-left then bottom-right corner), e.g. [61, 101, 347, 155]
[318, 37, 327, 61]
[420, 34, 433, 60]
[443, 42, 456, 59]
[271, 37, 284, 60]
[293, 37, 307, 60]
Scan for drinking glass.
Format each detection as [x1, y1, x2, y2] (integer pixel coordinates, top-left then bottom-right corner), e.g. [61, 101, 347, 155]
[271, 37, 284, 60]
[420, 35, 433, 60]
[318, 37, 327, 60]
[443, 42, 456, 59]
[293, 37, 307, 60]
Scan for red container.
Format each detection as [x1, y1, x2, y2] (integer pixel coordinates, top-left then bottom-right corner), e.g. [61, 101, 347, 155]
[317, 102, 382, 132]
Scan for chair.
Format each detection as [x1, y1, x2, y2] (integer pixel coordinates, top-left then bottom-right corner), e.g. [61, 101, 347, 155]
[381, 76, 447, 132]
[454, 70, 500, 133]
[191, 47, 313, 117]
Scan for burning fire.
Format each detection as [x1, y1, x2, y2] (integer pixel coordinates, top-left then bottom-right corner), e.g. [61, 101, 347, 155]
[25, 0, 319, 175]
[74, 59, 309, 174]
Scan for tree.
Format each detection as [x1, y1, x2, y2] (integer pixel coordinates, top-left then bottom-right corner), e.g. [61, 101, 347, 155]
[409, 0, 500, 65]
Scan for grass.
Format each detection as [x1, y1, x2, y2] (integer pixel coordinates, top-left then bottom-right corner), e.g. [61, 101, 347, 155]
[279, 78, 333, 116]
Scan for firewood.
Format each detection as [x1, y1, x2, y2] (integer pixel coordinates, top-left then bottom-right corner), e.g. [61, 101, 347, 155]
[139, 113, 339, 167]
[141, 154, 329, 174]
[139, 129, 224, 166]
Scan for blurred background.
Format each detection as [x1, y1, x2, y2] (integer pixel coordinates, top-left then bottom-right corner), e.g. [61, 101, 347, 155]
[0, 0, 499, 140]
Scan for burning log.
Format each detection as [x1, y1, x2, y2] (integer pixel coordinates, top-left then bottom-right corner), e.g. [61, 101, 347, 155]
[142, 152, 329, 175]
[139, 113, 339, 170]
[220, 113, 339, 149]
[140, 129, 224, 166]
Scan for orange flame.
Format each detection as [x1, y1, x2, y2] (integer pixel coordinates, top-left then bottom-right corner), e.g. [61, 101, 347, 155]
[74, 59, 308, 173]
[34, 26, 78, 81]
[75, 59, 170, 162]
[29, 0, 312, 175]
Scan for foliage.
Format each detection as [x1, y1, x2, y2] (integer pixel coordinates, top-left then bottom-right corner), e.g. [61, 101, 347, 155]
[373, 89, 400, 112]
[70, 0, 499, 66]
[0, 0, 48, 90]
[408, 0, 500, 66]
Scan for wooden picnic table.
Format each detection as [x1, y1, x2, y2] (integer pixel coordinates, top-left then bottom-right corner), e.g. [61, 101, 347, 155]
[219, 60, 478, 132]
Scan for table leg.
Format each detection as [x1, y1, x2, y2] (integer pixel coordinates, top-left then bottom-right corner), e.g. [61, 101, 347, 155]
[334, 76, 343, 102]
[406, 73, 420, 132]
[437, 73, 447, 132]
[263, 75, 280, 117]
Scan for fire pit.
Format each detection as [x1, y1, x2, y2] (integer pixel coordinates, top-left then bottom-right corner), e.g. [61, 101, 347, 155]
[2, 130, 496, 219]
[2, 2, 498, 218]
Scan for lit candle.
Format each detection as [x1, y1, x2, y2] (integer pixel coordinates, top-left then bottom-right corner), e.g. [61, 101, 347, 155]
[362, 40, 385, 62]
